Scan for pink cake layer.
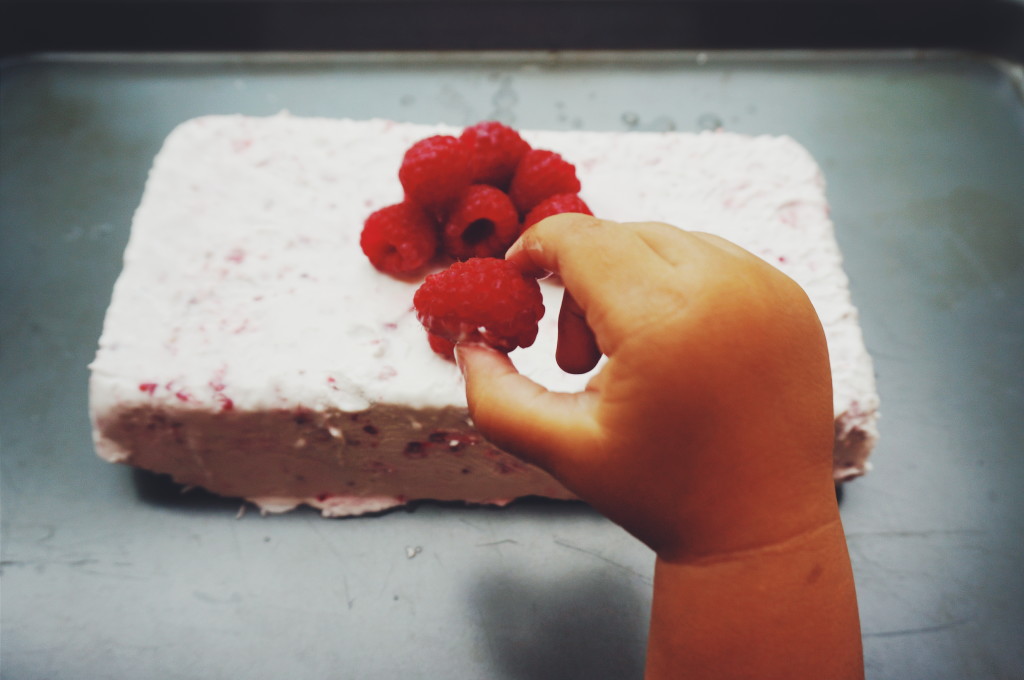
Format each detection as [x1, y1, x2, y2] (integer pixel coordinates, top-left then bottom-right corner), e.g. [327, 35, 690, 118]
[89, 115, 880, 516]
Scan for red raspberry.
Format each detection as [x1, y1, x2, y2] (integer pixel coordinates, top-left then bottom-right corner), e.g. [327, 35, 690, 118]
[459, 121, 531, 188]
[508, 149, 581, 214]
[442, 185, 520, 260]
[426, 332, 456, 360]
[414, 258, 545, 355]
[399, 135, 473, 215]
[522, 193, 593, 230]
[360, 202, 438, 275]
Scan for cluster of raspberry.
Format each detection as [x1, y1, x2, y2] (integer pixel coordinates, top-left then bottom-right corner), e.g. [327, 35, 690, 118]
[360, 122, 590, 360]
[361, 121, 590, 272]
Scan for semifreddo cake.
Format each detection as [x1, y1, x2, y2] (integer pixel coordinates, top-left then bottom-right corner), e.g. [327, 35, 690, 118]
[89, 114, 880, 517]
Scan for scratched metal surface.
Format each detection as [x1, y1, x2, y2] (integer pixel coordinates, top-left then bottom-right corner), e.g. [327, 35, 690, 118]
[1, 52, 1023, 679]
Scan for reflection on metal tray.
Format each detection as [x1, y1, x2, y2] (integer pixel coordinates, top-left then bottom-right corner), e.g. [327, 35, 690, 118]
[2, 49, 1023, 679]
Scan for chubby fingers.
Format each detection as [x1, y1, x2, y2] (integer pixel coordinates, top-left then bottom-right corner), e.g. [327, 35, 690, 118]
[507, 214, 705, 356]
[556, 289, 602, 374]
[456, 343, 600, 481]
[506, 214, 661, 299]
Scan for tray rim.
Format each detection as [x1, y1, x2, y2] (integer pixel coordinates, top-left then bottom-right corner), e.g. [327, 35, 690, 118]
[3, 49, 1022, 101]
[2, 46, 1023, 66]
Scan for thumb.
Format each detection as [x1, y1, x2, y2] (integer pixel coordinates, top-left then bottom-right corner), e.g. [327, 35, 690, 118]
[456, 343, 600, 482]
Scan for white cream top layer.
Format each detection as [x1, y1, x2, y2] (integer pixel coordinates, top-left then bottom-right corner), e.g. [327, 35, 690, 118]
[90, 114, 878, 420]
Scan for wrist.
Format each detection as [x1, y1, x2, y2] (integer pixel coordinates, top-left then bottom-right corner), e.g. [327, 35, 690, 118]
[648, 463, 843, 564]
[646, 519, 864, 680]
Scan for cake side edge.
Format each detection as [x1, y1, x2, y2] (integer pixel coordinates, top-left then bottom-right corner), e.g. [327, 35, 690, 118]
[88, 396, 579, 517]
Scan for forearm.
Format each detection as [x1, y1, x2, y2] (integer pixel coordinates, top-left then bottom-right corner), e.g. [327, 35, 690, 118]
[645, 518, 864, 680]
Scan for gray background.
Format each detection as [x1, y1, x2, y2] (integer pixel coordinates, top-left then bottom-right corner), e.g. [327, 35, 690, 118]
[2, 51, 1023, 679]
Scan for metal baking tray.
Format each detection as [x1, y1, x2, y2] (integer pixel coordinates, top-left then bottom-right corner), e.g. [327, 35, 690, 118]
[2, 4, 1023, 678]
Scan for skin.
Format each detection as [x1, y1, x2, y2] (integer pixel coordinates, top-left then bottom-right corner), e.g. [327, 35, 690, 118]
[456, 214, 864, 680]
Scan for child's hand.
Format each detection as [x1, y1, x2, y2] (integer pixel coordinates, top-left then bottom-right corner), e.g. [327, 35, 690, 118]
[457, 214, 839, 562]
[459, 214, 863, 678]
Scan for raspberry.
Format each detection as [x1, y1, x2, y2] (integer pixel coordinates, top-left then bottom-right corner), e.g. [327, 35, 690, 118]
[399, 135, 473, 215]
[508, 148, 581, 214]
[459, 121, 531, 188]
[426, 332, 456, 360]
[414, 258, 545, 355]
[442, 185, 521, 260]
[360, 202, 439, 275]
[522, 192, 593, 230]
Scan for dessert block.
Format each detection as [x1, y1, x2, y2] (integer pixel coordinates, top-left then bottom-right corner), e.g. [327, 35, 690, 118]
[89, 115, 879, 516]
